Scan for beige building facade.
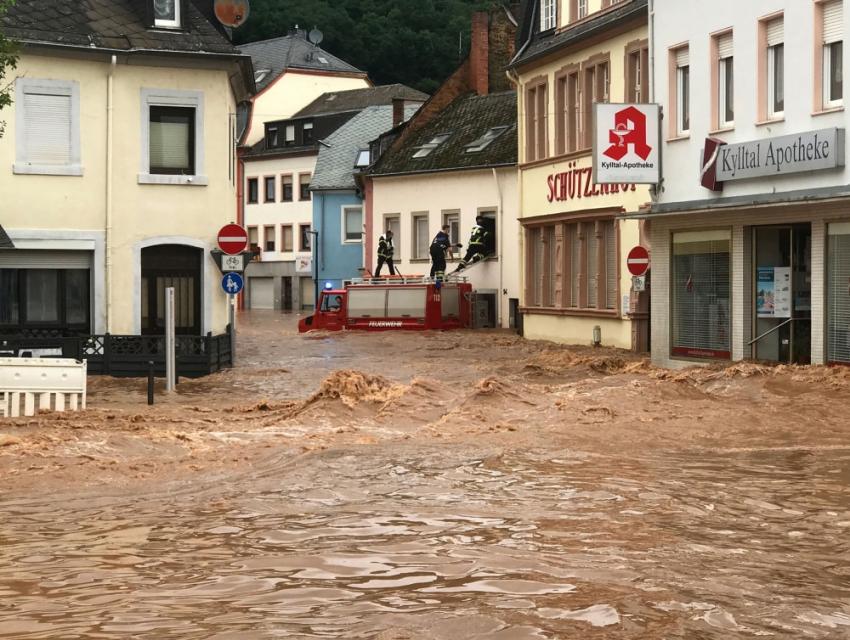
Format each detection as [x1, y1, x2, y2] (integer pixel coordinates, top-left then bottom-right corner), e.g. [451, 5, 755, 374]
[511, 0, 650, 349]
[0, 1, 252, 339]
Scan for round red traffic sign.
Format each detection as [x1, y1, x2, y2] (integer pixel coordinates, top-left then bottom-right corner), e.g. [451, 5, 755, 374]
[627, 245, 650, 276]
[217, 223, 248, 255]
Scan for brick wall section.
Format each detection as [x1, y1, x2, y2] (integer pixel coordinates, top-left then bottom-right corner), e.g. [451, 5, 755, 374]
[389, 7, 517, 149]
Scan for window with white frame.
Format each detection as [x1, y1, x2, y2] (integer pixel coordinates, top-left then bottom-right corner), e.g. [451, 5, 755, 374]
[14, 79, 82, 176]
[578, 0, 588, 19]
[540, 0, 556, 31]
[675, 47, 690, 135]
[343, 206, 363, 243]
[412, 213, 430, 259]
[823, 0, 844, 108]
[716, 32, 734, 128]
[140, 89, 205, 185]
[152, 0, 181, 29]
[385, 215, 401, 258]
[442, 211, 460, 247]
[766, 18, 784, 118]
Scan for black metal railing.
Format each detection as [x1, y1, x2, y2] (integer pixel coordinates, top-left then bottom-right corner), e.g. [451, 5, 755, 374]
[0, 331, 233, 378]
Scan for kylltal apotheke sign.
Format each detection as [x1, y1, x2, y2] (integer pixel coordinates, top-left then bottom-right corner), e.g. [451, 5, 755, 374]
[593, 103, 661, 184]
[715, 128, 845, 181]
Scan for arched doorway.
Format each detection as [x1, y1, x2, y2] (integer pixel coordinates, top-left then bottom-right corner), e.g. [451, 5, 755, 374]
[141, 244, 202, 335]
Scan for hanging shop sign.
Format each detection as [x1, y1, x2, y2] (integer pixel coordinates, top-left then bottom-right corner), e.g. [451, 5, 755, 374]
[713, 128, 844, 182]
[593, 103, 661, 184]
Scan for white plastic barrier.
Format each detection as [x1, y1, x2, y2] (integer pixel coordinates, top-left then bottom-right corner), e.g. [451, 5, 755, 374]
[0, 358, 87, 418]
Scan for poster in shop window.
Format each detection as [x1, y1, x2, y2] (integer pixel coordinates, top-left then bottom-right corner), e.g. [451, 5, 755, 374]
[757, 267, 792, 318]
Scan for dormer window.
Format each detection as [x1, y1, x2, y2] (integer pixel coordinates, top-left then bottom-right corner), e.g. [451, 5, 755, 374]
[412, 133, 451, 159]
[354, 149, 371, 168]
[153, 0, 181, 29]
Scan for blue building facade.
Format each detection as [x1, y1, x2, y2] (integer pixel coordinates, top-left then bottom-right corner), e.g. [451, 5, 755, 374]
[311, 104, 420, 288]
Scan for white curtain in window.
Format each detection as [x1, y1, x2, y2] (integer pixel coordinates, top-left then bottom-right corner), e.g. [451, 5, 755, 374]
[23, 92, 72, 165]
[415, 216, 429, 259]
[345, 208, 363, 241]
[150, 118, 190, 170]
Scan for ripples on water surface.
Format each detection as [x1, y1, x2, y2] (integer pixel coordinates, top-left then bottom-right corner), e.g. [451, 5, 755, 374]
[2, 448, 849, 639]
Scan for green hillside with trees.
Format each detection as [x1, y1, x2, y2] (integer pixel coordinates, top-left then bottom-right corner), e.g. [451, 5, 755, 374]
[233, 0, 498, 94]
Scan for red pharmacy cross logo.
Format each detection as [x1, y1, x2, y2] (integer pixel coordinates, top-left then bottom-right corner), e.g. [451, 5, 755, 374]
[603, 106, 652, 161]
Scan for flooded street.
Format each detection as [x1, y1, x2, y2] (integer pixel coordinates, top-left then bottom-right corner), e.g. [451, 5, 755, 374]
[2, 312, 850, 638]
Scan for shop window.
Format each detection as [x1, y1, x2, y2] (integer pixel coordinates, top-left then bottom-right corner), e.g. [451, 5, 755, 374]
[828, 222, 850, 363]
[0, 268, 90, 331]
[671, 230, 731, 359]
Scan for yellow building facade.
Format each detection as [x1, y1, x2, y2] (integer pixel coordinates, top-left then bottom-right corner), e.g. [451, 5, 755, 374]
[511, 0, 650, 349]
[0, 1, 252, 341]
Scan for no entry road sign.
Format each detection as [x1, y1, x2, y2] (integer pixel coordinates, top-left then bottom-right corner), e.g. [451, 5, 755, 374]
[627, 246, 650, 277]
[222, 272, 244, 296]
[217, 224, 248, 255]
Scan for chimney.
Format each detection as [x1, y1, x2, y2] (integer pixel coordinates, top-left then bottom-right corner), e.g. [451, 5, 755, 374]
[469, 11, 490, 96]
[392, 98, 406, 127]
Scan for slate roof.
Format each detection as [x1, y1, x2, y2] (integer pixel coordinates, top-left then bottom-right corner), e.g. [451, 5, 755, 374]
[295, 84, 428, 118]
[312, 105, 420, 191]
[511, 0, 647, 69]
[239, 31, 366, 91]
[370, 91, 517, 177]
[1, 0, 242, 55]
[0, 225, 14, 249]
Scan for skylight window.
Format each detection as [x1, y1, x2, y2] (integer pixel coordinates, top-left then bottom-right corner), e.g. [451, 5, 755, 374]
[412, 133, 451, 159]
[318, 56, 329, 64]
[465, 126, 510, 153]
[354, 149, 371, 168]
[254, 69, 271, 84]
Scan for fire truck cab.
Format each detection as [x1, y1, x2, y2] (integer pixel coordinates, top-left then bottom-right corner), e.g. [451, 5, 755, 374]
[298, 278, 473, 333]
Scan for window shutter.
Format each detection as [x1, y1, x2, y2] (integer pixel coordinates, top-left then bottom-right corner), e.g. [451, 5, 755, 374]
[586, 224, 598, 308]
[605, 221, 617, 310]
[675, 46, 689, 68]
[570, 225, 580, 307]
[23, 92, 72, 165]
[824, 0, 843, 44]
[766, 18, 784, 47]
[717, 32, 733, 59]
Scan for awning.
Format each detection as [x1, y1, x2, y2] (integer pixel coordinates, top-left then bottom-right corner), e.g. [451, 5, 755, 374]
[0, 225, 14, 249]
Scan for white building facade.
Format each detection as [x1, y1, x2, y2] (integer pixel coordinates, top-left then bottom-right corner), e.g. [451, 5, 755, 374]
[647, 0, 850, 367]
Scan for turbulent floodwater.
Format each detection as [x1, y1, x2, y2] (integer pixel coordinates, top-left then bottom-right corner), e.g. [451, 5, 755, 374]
[2, 312, 850, 639]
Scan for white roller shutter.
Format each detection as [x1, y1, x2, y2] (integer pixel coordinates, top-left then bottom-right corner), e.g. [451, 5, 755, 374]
[828, 223, 850, 363]
[249, 277, 274, 309]
[675, 46, 689, 68]
[824, 0, 843, 44]
[23, 92, 72, 165]
[717, 32, 733, 59]
[766, 18, 784, 46]
[0, 250, 92, 269]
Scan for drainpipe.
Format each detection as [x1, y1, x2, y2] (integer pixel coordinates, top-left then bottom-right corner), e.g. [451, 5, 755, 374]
[504, 68, 524, 317]
[320, 193, 326, 273]
[106, 55, 116, 333]
[492, 167, 504, 327]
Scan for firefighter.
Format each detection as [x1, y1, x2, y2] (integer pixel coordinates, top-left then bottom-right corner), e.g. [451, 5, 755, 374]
[375, 229, 396, 277]
[454, 216, 489, 273]
[430, 225, 460, 283]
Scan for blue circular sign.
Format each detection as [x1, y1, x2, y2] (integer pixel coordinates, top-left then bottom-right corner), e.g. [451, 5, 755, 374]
[222, 272, 244, 295]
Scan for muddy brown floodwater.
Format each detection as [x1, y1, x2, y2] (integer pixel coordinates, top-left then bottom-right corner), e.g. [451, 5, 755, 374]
[1, 311, 849, 639]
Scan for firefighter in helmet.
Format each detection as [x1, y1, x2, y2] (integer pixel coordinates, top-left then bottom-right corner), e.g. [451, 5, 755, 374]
[430, 225, 460, 285]
[375, 229, 396, 277]
[454, 216, 489, 273]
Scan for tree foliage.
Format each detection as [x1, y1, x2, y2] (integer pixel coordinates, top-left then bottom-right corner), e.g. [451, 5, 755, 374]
[0, 0, 18, 137]
[234, 0, 494, 94]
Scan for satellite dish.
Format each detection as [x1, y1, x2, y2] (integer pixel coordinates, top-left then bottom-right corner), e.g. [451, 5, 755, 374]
[308, 27, 324, 46]
[214, 0, 250, 28]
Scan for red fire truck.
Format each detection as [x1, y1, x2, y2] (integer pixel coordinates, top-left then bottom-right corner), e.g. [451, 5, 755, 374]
[298, 278, 473, 333]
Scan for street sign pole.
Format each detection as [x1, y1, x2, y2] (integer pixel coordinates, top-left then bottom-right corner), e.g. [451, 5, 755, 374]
[229, 293, 236, 367]
[165, 287, 176, 392]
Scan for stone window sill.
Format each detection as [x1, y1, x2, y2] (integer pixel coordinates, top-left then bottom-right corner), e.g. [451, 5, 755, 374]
[138, 173, 209, 186]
